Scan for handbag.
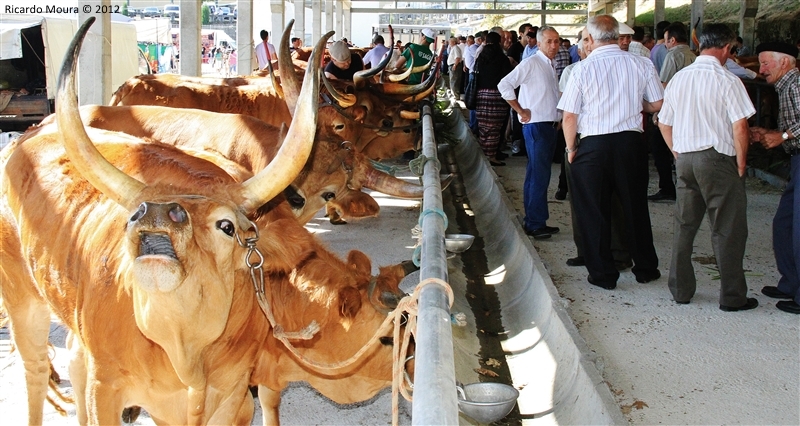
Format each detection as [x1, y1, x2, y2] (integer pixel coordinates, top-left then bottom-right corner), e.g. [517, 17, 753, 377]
[464, 62, 479, 110]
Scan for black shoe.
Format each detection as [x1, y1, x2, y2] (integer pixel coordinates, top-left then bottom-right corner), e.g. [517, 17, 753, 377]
[719, 297, 758, 312]
[761, 286, 793, 299]
[495, 151, 508, 160]
[541, 225, 560, 234]
[566, 256, 585, 266]
[647, 190, 676, 202]
[525, 227, 552, 239]
[776, 300, 800, 314]
[615, 259, 634, 271]
[635, 269, 661, 283]
[675, 299, 690, 305]
[554, 188, 567, 200]
[489, 159, 506, 167]
[587, 275, 616, 290]
[512, 150, 527, 157]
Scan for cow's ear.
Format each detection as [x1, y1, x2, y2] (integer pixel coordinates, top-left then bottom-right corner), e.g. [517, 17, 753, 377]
[351, 106, 367, 123]
[346, 250, 371, 275]
[338, 286, 362, 319]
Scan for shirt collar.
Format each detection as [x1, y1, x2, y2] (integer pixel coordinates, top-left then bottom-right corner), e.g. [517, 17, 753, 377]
[775, 68, 799, 92]
[591, 44, 622, 54]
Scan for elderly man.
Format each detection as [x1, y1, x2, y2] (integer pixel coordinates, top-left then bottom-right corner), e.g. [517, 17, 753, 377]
[394, 28, 435, 84]
[648, 22, 696, 203]
[618, 22, 634, 51]
[324, 40, 364, 80]
[447, 37, 463, 100]
[658, 23, 757, 311]
[498, 26, 563, 239]
[558, 15, 663, 290]
[751, 42, 800, 315]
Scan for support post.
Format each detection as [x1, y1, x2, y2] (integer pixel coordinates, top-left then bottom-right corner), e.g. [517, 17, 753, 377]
[654, 0, 665, 37]
[311, 0, 321, 46]
[236, 0, 254, 76]
[78, 0, 112, 105]
[270, 0, 285, 56]
[335, 2, 343, 40]
[626, 0, 635, 25]
[178, 0, 202, 76]
[739, 0, 758, 54]
[294, 0, 305, 41]
[325, 0, 334, 33]
[343, 3, 351, 41]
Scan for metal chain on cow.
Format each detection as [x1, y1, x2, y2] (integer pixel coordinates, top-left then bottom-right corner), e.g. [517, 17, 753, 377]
[390, 277, 455, 426]
[408, 154, 440, 177]
[236, 224, 321, 341]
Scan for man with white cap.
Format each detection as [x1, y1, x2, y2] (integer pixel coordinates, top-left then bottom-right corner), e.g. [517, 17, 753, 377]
[394, 28, 435, 84]
[618, 22, 634, 51]
[750, 41, 800, 314]
[325, 40, 364, 80]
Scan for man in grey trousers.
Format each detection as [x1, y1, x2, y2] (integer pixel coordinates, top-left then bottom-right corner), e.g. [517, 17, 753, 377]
[657, 23, 758, 311]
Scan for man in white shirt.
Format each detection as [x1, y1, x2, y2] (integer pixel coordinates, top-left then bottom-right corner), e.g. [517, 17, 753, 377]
[446, 37, 463, 100]
[255, 30, 277, 71]
[499, 26, 563, 239]
[657, 23, 757, 311]
[362, 35, 390, 69]
[558, 14, 664, 290]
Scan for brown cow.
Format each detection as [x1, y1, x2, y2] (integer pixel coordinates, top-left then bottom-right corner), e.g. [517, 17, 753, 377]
[3, 21, 417, 425]
[28, 105, 426, 225]
[0, 19, 316, 424]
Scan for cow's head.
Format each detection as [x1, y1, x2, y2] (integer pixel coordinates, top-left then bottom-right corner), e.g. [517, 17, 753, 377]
[57, 18, 324, 386]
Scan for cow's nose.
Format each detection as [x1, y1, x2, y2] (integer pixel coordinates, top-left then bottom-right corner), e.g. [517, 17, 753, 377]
[130, 203, 148, 222]
[168, 204, 187, 223]
[381, 118, 394, 128]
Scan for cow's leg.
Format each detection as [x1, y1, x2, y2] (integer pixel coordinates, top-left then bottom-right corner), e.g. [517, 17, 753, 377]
[0, 257, 52, 426]
[257, 385, 282, 426]
[66, 331, 89, 424]
[4, 298, 52, 425]
[84, 353, 126, 425]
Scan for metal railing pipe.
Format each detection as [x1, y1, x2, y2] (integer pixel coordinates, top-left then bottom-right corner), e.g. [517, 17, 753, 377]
[411, 102, 459, 425]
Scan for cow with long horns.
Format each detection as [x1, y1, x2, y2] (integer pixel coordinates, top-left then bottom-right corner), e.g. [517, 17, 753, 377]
[1, 19, 413, 425]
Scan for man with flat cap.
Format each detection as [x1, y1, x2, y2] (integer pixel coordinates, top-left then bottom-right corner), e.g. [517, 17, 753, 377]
[325, 40, 364, 80]
[750, 41, 800, 314]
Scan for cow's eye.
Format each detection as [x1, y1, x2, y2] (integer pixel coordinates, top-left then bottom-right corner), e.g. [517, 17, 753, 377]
[216, 220, 235, 236]
[322, 192, 335, 201]
[334, 123, 345, 131]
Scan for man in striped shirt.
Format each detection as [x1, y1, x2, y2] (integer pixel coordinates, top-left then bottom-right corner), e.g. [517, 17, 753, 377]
[558, 14, 664, 290]
[658, 23, 757, 311]
[751, 42, 800, 315]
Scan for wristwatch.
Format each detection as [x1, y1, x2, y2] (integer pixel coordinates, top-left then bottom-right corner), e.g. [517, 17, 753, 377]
[782, 132, 790, 141]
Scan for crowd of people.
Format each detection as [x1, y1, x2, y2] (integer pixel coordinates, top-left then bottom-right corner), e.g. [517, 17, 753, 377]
[446, 16, 799, 315]
[246, 20, 799, 315]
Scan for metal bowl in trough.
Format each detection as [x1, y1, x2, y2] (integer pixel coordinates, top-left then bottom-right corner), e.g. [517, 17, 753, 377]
[445, 234, 474, 253]
[456, 382, 519, 424]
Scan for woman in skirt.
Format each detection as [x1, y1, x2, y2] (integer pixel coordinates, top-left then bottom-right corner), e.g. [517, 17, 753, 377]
[474, 31, 513, 166]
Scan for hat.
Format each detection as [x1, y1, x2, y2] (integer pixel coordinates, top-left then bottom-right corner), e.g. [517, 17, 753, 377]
[329, 41, 351, 62]
[421, 28, 435, 43]
[756, 41, 799, 58]
[618, 22, 635, 35]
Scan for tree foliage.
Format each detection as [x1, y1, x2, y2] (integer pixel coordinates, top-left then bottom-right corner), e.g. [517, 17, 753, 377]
[202, 5, 211, 25]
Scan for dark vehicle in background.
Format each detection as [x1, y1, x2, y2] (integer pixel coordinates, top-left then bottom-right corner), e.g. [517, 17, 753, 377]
[215, 7, 233, 22]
